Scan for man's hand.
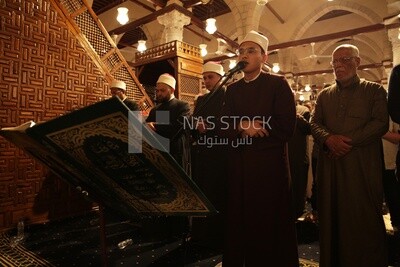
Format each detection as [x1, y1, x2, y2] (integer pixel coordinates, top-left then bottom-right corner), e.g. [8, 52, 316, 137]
[239, 120, 269, 138]
[196, 121, 208, 134]
[325, 135, 352, 159]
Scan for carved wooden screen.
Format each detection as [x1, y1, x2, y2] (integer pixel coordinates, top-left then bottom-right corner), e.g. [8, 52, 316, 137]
[0, 0, 152, 230]
[53, 0, 154, 111]
[179, 74, 202, 111]
[133, 40, 204, 110]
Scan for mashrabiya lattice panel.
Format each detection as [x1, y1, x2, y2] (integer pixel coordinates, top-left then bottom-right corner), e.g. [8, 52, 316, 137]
[56, 0, 154, 111]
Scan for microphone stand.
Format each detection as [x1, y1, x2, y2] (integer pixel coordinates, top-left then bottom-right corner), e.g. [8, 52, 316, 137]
[171, 68, 241, 142]
[192, 69, 236, 117]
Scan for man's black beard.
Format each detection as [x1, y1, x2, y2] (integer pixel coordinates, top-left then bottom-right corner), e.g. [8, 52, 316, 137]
[155, 97, 168, 104]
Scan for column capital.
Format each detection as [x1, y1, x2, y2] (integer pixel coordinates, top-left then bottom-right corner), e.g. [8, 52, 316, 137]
[157, 10, 191, 43]
[382, 60, 392, 68]
[284, 72, 294, 79]
[388, 28, 400, 44]
[166, 0, 183, 6]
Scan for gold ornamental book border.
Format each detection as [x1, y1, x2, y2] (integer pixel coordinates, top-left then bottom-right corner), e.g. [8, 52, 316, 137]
[45, 113, 208, 213]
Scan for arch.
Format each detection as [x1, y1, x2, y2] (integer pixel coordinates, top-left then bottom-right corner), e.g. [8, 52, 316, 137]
[317, 35, 382, 62]
[361, 69, 380, 82]
[259, 25, 278, 45]
[291, 1, 382, 41]
[224, 0, 244, 40]
[141, 25, 154, 47]
[225, 0, 268, 42]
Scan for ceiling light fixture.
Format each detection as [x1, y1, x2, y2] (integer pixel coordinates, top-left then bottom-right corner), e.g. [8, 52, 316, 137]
[199, 44, 208, 57]
[304, 84, 311, 92]
[117, 7, 129, 25]
[257, 0, 268, 5]
[272, 63, 280, 73]
[137, 40, 147, 52]
[205, 18, 217, 34]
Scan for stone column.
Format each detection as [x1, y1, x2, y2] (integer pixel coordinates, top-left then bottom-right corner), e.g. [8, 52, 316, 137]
[157, 10, 191, 43]
[166, 0, 183, 5]
[382, 60, 392, 90]
[387, 28, 400, 66]
[284, 72, 295, 90]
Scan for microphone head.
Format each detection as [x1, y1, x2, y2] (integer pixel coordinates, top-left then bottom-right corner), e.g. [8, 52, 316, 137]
[225, 61, 248, 77]
[236, 61, 248, 70]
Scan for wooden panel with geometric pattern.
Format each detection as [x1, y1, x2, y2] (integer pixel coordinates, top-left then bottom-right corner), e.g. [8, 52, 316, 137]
[0, 0, 107, 230]
[52, 0, 154, 111]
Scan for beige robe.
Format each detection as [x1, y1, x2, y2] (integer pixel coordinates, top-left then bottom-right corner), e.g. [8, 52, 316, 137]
[311, 76, 389, 267]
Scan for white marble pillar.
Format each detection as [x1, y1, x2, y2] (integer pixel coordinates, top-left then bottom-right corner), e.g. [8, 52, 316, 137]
[157, 10, 191, 43]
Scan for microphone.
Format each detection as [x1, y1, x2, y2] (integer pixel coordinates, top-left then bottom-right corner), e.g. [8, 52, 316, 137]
[225, 61, 248, 76]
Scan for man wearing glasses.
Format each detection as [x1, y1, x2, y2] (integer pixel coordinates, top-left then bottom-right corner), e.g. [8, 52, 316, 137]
[219, 31, 299, 266]
[311, 44, 389, 267]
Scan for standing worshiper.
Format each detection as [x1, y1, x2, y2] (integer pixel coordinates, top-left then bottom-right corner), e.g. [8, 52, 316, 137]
[190, 61, 228, 251]
[219, 30, 299, 266]
[388, 64, 400, 183]
[382, 119, 400, 234]
[146, 73, 191, 171]
[310, 44, 388, 267]
[288, 105, 311, 220]
[144, 73, 191, 240]
[388, 64, 400, 124]
[387, 64, 400, 237]
[110, 80, 139, 111]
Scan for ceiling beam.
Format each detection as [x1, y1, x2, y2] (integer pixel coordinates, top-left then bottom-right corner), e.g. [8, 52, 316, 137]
[266, 3, 285, 24]
[110, 3, 238, 48]
[95, 0, 128, 15]
[185, 25, 212, 41]
[269, 22, 400, 51]
[183, 0, 204, 8]
[130, 0, 157, 12]
[110, 3, 398, 60]
[110, 4, 176, 35]
[145, 0, 167, 8]
[295, 62, 383, 77]
[167, 4, 238, 48]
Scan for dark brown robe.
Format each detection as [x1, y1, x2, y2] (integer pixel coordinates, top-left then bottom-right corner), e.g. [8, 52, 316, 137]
[191, 87, 228, 249]
[146, 97, 190, 172]
[220, 72, 299, 266]
[144, 97, 191, 239]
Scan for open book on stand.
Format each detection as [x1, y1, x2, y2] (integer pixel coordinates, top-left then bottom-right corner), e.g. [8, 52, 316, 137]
[0, 97, 216, 218]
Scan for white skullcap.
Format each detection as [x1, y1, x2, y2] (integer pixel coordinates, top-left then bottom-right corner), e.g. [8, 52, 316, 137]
[110, 80, 126, 91]
[203, 62, 225, 76]
[157, 73, 176, 89]
[240, 30, 269, 54]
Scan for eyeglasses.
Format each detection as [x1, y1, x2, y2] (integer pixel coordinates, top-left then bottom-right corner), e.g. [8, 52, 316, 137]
[237, 47, 260, 55]
[330, 56, 356, 65]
